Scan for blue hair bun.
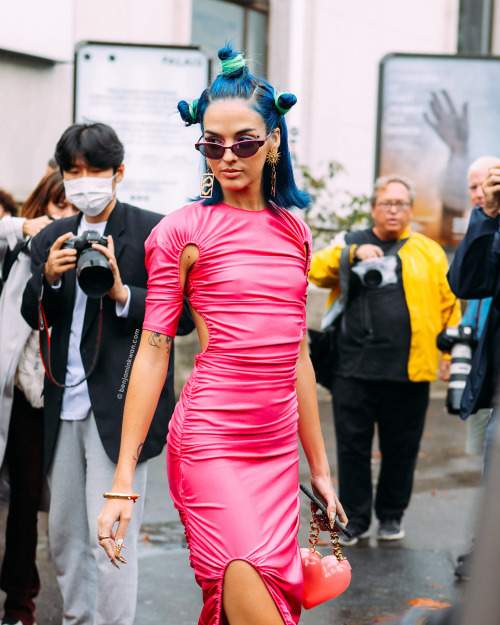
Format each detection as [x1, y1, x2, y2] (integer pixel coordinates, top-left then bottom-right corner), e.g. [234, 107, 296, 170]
[178, 99, 198, 126]
[275, 92, 297, 115]
[218, 45, 248, 79]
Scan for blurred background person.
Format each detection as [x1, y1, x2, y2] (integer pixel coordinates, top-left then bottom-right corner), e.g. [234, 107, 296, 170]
[447, 157, 500, 458]
[309, 175, 460, 545]
[44, 158, 58, 178]
[437, 156, 500, 581]
[0, 188, 52, 271]
[447, 156, 500, 460]
[447, 161, 500, 586]
[0, 191, 19, 219]
[0, 171, 76, 625]
[467, 156, 500, 214]
[394, 162, 500, 625]
[457, 157, 500, 458]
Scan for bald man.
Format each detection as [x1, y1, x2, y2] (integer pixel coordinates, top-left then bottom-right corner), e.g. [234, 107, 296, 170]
[460, 157, 500, 459]
[467, 156, 500, 215]
[448, 155, 500, 580]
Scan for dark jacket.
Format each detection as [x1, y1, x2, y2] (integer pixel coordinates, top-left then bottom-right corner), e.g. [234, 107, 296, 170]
[21, 201, 194, 472]
[447, 207, 500, 419]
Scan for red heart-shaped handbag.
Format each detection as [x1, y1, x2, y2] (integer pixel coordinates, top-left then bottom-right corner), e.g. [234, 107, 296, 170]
[300, 518, 352, 610]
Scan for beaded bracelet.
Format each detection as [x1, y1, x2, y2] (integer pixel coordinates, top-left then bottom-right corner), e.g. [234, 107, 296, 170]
[103, 492, 140, 502]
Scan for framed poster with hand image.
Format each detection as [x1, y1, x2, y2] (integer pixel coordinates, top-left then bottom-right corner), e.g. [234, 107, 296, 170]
[375, 53, 500, 247]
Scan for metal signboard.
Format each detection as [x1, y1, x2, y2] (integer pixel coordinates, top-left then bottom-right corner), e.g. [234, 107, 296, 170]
[74, 42, 209, 215]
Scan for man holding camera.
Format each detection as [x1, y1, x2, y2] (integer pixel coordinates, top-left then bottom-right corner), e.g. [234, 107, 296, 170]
[309, 175, 460, 545]
[453, 157, 500, 451]
[448, 164, 500, 470]
[442, 156, 500, 583]
[21, 123, 193, 625]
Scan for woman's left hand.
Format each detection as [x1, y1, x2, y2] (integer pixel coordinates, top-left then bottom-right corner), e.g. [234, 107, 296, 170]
[97, 499, 134, 567]
[310, 474, 348, 532]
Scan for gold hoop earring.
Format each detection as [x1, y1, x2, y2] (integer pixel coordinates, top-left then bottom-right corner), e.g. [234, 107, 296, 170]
[266, 148, 280, 197]
[200, 162, 214, 198]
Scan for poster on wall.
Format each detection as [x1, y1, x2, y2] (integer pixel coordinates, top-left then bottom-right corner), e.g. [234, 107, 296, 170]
[74, 42, 209, 215]
[375, 53, 500, 247]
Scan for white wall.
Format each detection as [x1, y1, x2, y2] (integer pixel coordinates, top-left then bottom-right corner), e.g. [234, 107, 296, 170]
[75, 0, 192, 46]
[0, 0, 73, 61]
[0, 58, 74, 199]
[269, 0, 459, 201]
[0, 0, 462, 203]
[0, 0, 193, 202]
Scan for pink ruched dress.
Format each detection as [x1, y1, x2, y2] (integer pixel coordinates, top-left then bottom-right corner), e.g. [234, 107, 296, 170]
[143, 201, 312, 625]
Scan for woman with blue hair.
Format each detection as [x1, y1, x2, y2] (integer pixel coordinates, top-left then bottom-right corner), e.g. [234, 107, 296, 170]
[99, 45, 345, 624]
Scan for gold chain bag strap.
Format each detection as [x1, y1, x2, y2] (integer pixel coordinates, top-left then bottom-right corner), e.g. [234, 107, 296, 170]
[300, 515, 352, 610]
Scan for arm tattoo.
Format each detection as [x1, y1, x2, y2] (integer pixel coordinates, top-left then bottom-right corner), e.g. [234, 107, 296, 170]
[133, 442, 144, 463]
[147, 332, 173, 353]
[148, 332, 162, 348]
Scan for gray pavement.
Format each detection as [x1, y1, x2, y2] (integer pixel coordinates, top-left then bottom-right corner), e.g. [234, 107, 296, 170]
[0, 384, 482, 624]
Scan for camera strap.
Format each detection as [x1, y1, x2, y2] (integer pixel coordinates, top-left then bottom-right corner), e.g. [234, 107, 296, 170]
[443, 298, 458, 330]
[385, 236, 409, 257]
[38, 283, 104, 388]
[339, 246, 352, 334]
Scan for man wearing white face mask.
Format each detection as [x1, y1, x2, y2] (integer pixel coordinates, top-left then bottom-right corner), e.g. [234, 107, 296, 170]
[20, 123, 194, 625]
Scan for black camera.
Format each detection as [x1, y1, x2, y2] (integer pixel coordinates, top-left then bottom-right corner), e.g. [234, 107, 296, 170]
[61, 230, 114, 298]
[436, 325, 476, 415]
[351, 256, 398, 288]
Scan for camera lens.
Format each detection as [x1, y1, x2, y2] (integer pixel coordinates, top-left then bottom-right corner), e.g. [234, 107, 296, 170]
[77, 249, 114, 298]
[363, 268, 383, 288]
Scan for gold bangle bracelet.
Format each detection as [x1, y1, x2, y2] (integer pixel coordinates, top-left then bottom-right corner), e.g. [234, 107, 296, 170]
[103, 492, 140, 502]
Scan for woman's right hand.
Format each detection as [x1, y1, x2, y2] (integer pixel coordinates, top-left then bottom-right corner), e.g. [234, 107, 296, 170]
[22, 215, 52, 238]
[97, 499, 135, 567]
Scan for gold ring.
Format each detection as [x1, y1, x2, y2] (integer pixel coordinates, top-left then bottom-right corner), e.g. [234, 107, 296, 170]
[98, 533, 110, 541]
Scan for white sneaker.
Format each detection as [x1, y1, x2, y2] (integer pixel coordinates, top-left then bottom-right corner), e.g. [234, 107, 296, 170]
[377, 519, 405, 540]
[338, 528, 370, 546]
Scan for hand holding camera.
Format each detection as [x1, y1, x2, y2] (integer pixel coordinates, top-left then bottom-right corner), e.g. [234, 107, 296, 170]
[45, 230, 121, 300]
[91, 235, 129, 305]
[436, 325, 477, 414]
[352, 254, 398, 288]
[353, 244, 383, 261]
[45, 232, 78, 285]
[482, 167, 500, 219]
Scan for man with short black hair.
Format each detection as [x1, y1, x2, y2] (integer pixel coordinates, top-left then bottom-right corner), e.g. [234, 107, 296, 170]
[21, 123, 193, 625]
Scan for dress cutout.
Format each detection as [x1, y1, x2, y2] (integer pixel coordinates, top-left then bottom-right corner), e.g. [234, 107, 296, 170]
[144, 201, 312, 625]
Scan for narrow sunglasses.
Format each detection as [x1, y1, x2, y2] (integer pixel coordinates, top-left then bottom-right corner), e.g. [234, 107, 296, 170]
[195, 131, 273, 160]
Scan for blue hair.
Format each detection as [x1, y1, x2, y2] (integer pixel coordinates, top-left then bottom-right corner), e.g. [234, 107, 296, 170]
[178, 45, 310, 210]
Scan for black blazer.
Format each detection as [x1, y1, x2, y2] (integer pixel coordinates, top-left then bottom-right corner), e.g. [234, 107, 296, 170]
[447, 207, 500, 418]
[21, 201, 193, 473]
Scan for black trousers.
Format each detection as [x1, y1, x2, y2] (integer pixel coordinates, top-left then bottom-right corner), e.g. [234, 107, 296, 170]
[0, 387, 44, 625]
[332, 376, 429, 532]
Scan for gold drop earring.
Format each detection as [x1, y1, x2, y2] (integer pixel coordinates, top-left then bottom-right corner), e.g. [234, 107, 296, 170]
[200, 161, 214, 198]
[266, 148, 280, 197]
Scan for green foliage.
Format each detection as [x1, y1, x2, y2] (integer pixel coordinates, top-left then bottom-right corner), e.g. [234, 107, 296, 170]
[300, 161, 372, 250]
